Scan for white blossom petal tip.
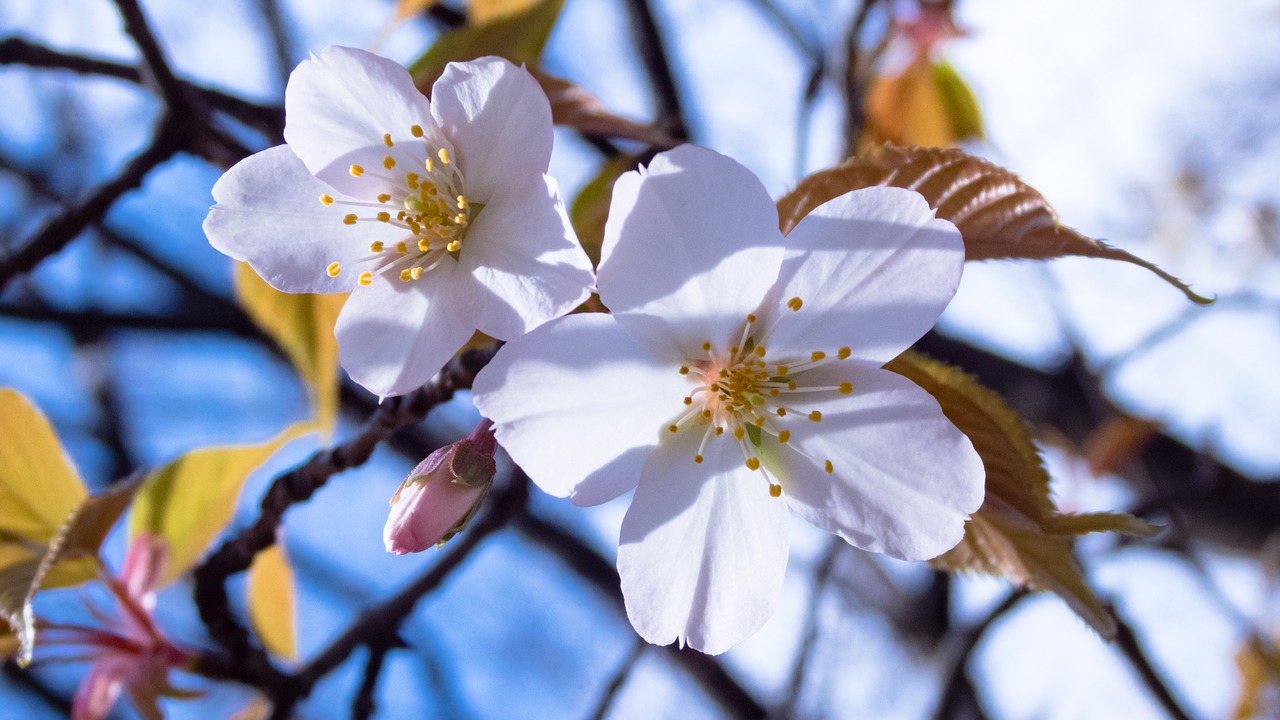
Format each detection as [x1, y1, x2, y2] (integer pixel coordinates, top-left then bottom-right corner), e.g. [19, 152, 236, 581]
[205, 47, 593, 397]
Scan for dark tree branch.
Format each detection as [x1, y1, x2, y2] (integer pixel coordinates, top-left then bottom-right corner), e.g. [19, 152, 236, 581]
[773, 539, 841, 719]
[621, 0, 688, 142]
[112, 0, 194, 114]
[932, 592, 1025, 720]
[589, 638, 646, 720]
[1111, 604, 1197, 720]
[351, 643, 393, 720]
[191, 347, 498, 711]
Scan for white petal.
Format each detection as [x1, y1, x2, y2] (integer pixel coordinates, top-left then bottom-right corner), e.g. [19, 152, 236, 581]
[767, 187, 964, 365]
[619, 429, 791, 654]
[335, 266, 476, 398]
[204, 145, 404, 293]
[779, 364, 984, 560]
[472, 313, 688, 505]
[429, 57, 552, 202]
[598, 145, 784, 352]
[457, 174, 593, 339]
[284, 46, 435, 195]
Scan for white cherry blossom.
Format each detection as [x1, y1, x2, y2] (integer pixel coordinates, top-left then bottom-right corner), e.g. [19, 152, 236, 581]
[204, 47, 593, 398]
[472, 145, 985, 654]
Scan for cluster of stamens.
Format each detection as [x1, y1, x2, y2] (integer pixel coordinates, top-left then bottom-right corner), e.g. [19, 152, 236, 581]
[666, 296, 854, 497]
[321, 124, 473, 287]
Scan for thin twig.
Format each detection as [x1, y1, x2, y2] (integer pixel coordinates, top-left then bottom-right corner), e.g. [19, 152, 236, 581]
[588, 638, 646, 720]
[621, 0, 688, 142]
[350, 642, 394, 720]
[932, 591, 1026, 720]
[774, 539, 842, 719]
[1111, 603, 1197, 720]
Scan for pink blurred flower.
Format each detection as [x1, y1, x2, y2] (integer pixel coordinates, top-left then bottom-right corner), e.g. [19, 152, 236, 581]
[384, 419, 497, 554]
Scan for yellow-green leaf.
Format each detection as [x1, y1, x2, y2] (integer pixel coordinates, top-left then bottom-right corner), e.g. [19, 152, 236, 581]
[408, 0, 564, 90]
[570, 155, 637, 266]
[932, 60, 983, 142]
[129, 424, 307, 588]
[777, 145, 1212, 304]
[235, 264, 345, 434]
[394, 0, 438, 21]
[862, 56, 957, 150]
[469, 0, 538, 23]
[2, 477, 142, 666]
[248, 541, 296, 659]
[887, 351, 1157, 639]
[0, 389, 87, 542]
[532, 69, 677, 149]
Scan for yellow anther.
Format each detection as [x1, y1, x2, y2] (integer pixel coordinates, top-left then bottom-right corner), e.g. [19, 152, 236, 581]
[702, 341, 712, 352]
[839, 382, 853, 395]
[438, 148, 450, 164]
[319, 194, 334, 206]
[787, 382, 798, 390]
[838, 347, 851, 359]
[694, 455, 704, 464]
[701, 410, 712, 419]
[755, 417, 765, 427]
[668, 424, 679, 433]
[769, 389, 779, 397]
[811, 351, 826, 362]
[349, 164, 364, 177]
[358, 271, 373, 287]
[824, 460, 834, 474]
[753, 345, 766, 357]
[411, 267, 423, 280]
[383, 155, 396, 170]
[383, 133, 394, 147]
[777, 408, 787, 417]
[456, 195, 467, 209]
[326, 262, 341, 277]
[778, 430, 791, 443]
[411, 124, 424, 137]
[769, 484, 782, 498]
[343, 214, 358, 225]
[425, 157, 434, 173]
[745, 458, 761, 471]
[446, 240, 462, 253]
[400, 268, 413, 282]
[679, 365, 690, 375]
[454, 213, 466, 225]
[776, 365, 789, 376]
[425, 185, 438, 196]
[683, 397, 693, 405]
[809, 411, 823, 422]
[733, 427, 745, 440]
[369, 241, 384, 253]
[396, 242, 408, 254]
[714, 427, 725, 436]
[787, 296, 803, 311]
[406, 172, 420, 188]
[418, 239, 431, 252]
[747, 313, 757, 323]
[377, 193, 391, 203]
[376, 211, 390, 222]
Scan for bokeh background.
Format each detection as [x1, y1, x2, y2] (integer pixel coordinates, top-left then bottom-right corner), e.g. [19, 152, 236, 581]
[2, 0, 1280, 717]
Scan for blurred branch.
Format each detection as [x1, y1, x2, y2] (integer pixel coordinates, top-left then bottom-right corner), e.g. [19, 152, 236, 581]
[773, 539, 841, 719]
[513, 511, 766, 719]
[0, 303, 261, 336]
[112, 0, 195, 114]
[932, 591, 1026, 720]
[842, 0, 890, 157]
[589, 638, 646, 720]
[1111, 604, 1197, 720]
[622, 0, 688, 142]
[192, 346, 498, 708]
[351, 643, 393, 720]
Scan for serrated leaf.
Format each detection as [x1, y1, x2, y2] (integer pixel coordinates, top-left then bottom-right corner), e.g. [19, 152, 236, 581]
[129, 425, 306, 588]
[887, 351, 1157, 639]
[2, 477, 142, 666]
[777, 145, 1212, 304]
[531, 69, 677, 148]
[408, 0, 564, 90]
[570, 155, 637, 266]
[235, 264, 344, 434]
[0, 388, 88, 542]
[248, 541, 296, 659]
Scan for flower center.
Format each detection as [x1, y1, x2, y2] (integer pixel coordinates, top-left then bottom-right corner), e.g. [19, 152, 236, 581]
[665, 296, 854, 496]
[320, 124, 477, 287]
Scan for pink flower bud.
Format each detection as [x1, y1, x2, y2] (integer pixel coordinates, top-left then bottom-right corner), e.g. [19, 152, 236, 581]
[383, 419, 497, 554]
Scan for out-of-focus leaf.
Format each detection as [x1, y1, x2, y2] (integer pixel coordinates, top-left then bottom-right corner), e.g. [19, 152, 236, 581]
[0, 388, 87, 542]
[932, 60, 983, 142]
[1083, 415, 1161, 477]
[229, 696, 273, 720]
[470, 0, 538, 23]
[408, 0, 564, 90]
[0, 628, 16, 659]
[235, 264, 344, 434]
[248, 541, 296, 659]
[570, 155, 636, 266]
[394, 0, 438, 20]
[531, 69, 677, 148]
[129, 424, 307, 588]
[777, 145, 1213, 304]
[2, 477, 142, 666]
[887, 351, 1159, 639]
[863, 57, 957, 150]
[1233, 635, 1280, 719]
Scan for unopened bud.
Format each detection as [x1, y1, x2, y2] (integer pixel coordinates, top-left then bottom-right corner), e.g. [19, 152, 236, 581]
[383, 419, 497, 554]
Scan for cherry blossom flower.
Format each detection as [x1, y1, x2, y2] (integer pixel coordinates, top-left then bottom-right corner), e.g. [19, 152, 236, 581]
[204, 47, 594, 398]
[39, 533, 192, 720]
[384, 419, 497, 554]
[472, 145, 985, 653]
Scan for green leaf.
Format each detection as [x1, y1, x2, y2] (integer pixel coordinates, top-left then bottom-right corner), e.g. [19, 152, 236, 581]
[776, 145, 1212, 304]
[0, 389, 88, 543]
[931, 60, 983, 142]
[248, 541, 296, 659]
[745, 423, 763, 448]
[235, 264, 344, 434]
[886, 351, 1158, 639]
[408, 0, 565, 90]
[129, 425, 307, 588]
[570, 155, 635, 267]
